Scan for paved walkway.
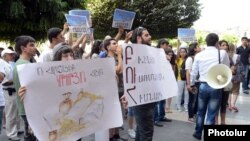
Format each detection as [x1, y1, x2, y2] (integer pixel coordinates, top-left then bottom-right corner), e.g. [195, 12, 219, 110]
[1, 91, 249, 141]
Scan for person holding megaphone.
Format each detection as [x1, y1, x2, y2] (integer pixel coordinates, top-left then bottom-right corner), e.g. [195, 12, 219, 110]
[191, 33, 230, 140]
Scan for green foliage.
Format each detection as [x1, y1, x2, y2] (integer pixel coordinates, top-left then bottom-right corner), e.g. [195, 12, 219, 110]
[1, 0, 201, 42]
[0, 0, 84, 42]
[87, 0, 201, 39]
[221, 34, 239, 45]
[196, 31, 207, 45]
[86, 0, 127, 39]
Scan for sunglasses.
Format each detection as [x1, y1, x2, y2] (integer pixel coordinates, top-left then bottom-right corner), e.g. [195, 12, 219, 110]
[136, 26, 145, 36]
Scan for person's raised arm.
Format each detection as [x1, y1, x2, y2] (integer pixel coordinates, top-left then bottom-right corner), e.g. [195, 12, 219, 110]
[62, 23, 69, 36]
[82, 34, 94, 59]
[115, 45, 123, 74]
[176, 39, 181, 61]
[114, 27, 124, 41]
[72, 34, 87, 49]
[124, 31, 133, 43]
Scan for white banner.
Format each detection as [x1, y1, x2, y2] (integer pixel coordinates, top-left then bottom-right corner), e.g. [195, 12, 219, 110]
[17, 58, 123, 141]
[122, 44, 178, 107]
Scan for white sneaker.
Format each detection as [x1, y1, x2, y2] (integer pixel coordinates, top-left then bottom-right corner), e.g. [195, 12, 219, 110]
[8, 136, 20, 141]
[128, 129, 136, 139]
[184, 108, 188, 112]
[177, 107, 182, 112]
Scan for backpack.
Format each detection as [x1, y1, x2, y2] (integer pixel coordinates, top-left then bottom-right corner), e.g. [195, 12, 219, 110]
[180, 59, 186, 81]
[232, 54, 244, 83]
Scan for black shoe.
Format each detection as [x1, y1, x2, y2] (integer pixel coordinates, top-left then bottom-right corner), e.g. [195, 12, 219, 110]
[159, 117, 172, 122]
[154, 122, 164, 127]
[243, 91, 249, 94]
[192, 133, 201, 140]
[17, 131, 24, 135]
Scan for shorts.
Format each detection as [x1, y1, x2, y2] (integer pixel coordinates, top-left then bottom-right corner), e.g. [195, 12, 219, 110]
[231, 82, 240, 95]
[128, 107, 134, 117]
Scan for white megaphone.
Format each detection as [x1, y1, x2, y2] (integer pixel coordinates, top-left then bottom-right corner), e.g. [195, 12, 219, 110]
[206, 64, 232, 89]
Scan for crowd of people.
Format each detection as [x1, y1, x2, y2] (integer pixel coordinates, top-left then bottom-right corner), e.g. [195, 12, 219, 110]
[0, 21, 249, 141]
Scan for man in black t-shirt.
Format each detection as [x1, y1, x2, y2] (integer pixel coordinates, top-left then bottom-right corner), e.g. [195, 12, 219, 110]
[236, 37, 250, 94]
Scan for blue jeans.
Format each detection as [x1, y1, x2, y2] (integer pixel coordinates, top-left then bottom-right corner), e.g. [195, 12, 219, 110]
[128, 107, 134, 117]
[0, 106, 4, 134]
[194, 83, 221, 137]
[242, 65, 249, 90]
[154, 100, 165, 122]
[134, 103, 155, 141]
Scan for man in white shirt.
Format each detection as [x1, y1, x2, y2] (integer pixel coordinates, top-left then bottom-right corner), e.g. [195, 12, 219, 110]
[1, 49, 20, 140]
[38, 27, 66, 62]
[0, 58, 6, 135]
[191, 33, 230, 140]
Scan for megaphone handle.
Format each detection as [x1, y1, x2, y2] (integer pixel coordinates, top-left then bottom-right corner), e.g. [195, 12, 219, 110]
[218, 49, 221, 64]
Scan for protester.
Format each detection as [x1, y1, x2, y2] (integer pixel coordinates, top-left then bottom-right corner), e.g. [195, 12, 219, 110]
[228, 44, 243, 112]
[19, 42, 83, 141]
[13, 35, 37, 141]
[191, 33, 230, 140]
[0, 58, 6, 135]
[154, 39, 172, 127]
[175, 44, 188, 112]
[236, 37, 250, 94]
[216, 40, 231, 125]
[185, 42, 201, 122]
[1, 49, 21, 140]
[121, 26, 154, 141]
[102, 38, 123, 140]
[38, 27, 66, 62]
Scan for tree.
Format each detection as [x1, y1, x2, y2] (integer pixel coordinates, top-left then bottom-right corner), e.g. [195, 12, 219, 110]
[86, 0, 201, 39]
[85, 0, 127, 39]
[0, 0, 84, 42]
[221, 34, 239, 45]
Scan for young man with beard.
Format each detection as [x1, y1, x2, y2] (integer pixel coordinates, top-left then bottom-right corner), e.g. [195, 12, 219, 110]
[126, 26, 154, 141]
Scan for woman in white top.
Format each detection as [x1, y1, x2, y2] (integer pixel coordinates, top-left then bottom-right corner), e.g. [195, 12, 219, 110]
[185, 42, 201, 122]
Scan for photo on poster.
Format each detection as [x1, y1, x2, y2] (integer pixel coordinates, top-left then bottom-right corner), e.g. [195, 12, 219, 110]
[112, 8, 136, 30]
[69, 10, 92, 27]
[65, 14, 89, 27]
[178, 28, 196, 42]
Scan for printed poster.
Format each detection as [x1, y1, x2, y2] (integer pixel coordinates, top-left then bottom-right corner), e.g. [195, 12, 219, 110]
[65, 14, 90, 35]
[65, 14, 89, 27]
[69, 10, 92, 27]
[122, 44, 178, 107]
[17, 58, 123, 141]
[178, 28, 196, 42]
[70, 28, 93, 43]
[112, 8, 136, 30]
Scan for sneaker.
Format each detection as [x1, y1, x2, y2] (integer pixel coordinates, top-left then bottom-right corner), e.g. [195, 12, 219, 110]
[192, 133, 201, 140]
[128, 129, 136, 139]
[177, 108, 182, 112]
[9, 136, 20, 141]
[243, 91, 249, 94]
[184, 108, 188, 112]
[188, 118, 195, 122]
[159, 117, 172, 122]
[154, 122, 164, 127]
